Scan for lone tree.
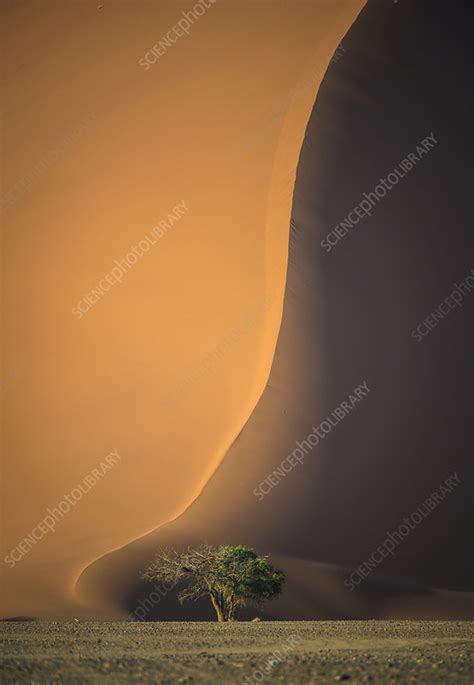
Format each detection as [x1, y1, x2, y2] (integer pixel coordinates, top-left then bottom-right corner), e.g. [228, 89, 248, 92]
[141, 543, 285, 622]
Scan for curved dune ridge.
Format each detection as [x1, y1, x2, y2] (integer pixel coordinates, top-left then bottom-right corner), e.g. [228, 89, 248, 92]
[77, 0, 474, 620]
[1, 0, 366, 619]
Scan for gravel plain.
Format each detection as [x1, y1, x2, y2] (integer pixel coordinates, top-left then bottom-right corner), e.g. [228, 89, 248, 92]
[0, 620, 473, 684]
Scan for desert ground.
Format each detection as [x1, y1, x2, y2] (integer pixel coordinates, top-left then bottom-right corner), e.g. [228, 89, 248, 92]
[0, 621, 472, 684]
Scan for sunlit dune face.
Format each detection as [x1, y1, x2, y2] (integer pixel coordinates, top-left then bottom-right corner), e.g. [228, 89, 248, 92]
[1, 0, 365, 617]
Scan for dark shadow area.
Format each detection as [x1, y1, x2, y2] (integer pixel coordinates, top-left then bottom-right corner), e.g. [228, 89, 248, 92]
[287, 0, 474, 589]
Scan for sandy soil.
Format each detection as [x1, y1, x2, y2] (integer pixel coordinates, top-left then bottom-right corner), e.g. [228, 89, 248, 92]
[1, 620, 472, 684]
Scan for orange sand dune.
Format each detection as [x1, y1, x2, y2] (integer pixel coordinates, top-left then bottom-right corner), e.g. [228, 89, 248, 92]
[1, 0, 366, 618]
[77, 0, 474, 620]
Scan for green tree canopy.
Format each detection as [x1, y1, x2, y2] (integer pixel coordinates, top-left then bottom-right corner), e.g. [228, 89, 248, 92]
[141, 543, 285, 621]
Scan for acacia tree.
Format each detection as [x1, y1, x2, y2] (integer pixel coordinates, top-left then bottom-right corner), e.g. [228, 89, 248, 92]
[141, 543, 285, 622]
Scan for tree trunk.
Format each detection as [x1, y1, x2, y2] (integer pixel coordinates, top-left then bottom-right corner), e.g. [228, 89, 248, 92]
[210, 594, 225, 622]
[226, 596, 235, 622]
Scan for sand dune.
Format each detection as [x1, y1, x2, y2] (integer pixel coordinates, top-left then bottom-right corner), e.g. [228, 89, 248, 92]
[3, 0, 472, 621]
[76, 0, 474, 620]
[1, 0, 366, 619]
